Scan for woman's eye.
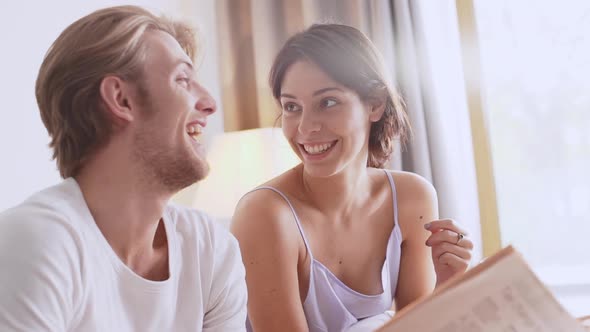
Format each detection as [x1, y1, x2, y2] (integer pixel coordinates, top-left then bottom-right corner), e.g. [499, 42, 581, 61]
[321, 98, 338, 108]
[283, 103, 301, 112]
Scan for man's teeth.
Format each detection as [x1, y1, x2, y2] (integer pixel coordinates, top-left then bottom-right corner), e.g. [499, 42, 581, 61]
[187, 124, 203, 141]
[303, 142, 334, 155]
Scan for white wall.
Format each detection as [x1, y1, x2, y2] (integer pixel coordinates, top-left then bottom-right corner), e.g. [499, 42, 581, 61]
[0, 0, 222, 210]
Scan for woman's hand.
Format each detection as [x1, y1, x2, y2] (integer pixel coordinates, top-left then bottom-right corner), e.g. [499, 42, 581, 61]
[424, 219, 474, 287]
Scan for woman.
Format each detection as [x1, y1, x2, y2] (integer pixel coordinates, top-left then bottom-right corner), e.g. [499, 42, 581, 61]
[231, 24, 474, 332]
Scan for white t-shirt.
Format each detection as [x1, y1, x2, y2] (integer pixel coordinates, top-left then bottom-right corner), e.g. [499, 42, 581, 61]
[0, 178, 247, 331]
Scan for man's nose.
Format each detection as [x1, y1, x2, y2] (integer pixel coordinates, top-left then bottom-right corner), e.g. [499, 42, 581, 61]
[193, 84, 216, 115]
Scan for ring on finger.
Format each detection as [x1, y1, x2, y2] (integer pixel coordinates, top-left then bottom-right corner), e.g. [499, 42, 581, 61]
[456, 232, 465, 245]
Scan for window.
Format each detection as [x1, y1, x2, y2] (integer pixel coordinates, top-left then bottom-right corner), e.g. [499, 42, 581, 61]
[474, 0, 590, 317]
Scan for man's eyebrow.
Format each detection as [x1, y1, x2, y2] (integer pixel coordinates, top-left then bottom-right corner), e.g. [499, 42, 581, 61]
[174, 60, 194, 70]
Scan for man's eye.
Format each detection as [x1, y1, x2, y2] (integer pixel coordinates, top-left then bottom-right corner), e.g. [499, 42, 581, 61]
[178, 77, 190, 87]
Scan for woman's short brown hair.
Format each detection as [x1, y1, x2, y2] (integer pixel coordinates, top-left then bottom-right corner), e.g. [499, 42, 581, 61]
[269, 24, 410, 168]
[35, 5, 197, 178]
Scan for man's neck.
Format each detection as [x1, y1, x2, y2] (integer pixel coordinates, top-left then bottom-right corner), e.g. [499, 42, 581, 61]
[74, 157, 173, 280]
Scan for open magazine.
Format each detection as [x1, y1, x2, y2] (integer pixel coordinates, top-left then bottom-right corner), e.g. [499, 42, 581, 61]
[377, 246, 588, 332]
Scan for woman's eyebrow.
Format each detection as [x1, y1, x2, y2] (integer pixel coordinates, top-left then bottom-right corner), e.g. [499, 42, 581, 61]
[312, 87, 343, 96]
[280, 87, 343, 99]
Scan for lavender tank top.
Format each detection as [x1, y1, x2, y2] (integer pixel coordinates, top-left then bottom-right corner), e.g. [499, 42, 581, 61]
[248, 170, 402, 332]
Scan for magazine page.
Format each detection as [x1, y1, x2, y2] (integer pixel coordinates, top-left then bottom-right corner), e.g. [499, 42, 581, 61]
[378, 247, 585, 332]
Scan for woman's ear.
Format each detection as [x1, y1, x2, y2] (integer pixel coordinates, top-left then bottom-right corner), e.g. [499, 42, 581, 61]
[368, 89, 387, 123]
[99, 75, 135, 123]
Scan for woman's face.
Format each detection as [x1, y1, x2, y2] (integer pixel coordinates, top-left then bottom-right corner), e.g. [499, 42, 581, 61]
[279, 60, 383, 177]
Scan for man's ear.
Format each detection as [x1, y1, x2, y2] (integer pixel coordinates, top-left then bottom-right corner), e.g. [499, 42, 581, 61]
[99, 75, 135, 123]
[368, 89, 388, 123]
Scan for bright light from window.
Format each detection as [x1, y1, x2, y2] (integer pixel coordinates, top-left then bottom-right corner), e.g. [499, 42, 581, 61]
[474, 0, 590, 317]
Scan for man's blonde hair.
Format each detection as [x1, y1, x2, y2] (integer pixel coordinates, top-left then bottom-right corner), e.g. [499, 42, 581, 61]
[36, 5, 197, 178]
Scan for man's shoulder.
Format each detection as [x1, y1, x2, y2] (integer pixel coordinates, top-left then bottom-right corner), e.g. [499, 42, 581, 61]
[164, 208, 247, 329]
[0, 179, 86, 232]
[166, 204, 243, 286]
[165, 203, 237, 249]
[0, 179, 89, 255]
[0, 180, 86, 276]
[3, 178, 87, 219]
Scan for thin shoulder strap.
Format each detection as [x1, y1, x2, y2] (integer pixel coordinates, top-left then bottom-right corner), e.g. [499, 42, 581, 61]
[250, 186, 313, 257]
[383, 170, 401, 238]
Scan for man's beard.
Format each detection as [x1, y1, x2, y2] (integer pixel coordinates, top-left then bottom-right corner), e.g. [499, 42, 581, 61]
[130, 91, 209, 193]
[132, 126, 209, 193]
[130, 83, 210, 193]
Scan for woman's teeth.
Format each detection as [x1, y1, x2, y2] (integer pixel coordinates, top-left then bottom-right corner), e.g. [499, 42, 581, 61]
[303, 142, 334, 155]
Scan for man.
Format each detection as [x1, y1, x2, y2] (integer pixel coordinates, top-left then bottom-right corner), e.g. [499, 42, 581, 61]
[0, 5, 246, 331]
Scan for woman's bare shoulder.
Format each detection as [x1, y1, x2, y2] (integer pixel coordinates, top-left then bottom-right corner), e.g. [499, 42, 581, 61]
[387, 170, 437, 205]
[383, 170, 439, 239]
[231, 166, 303, 247]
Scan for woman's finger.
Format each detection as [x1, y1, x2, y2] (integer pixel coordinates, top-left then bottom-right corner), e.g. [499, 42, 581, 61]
[426, 229, 474, 250]
[424, 219, 468, 237]
[431, 241, 472, 262]
[437, 252, 470, 270]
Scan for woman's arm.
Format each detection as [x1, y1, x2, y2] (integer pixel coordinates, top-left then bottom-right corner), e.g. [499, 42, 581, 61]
[231, 190, 309, 332]
[392, 171, 474, 310]
[392, 171, 438, 310]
